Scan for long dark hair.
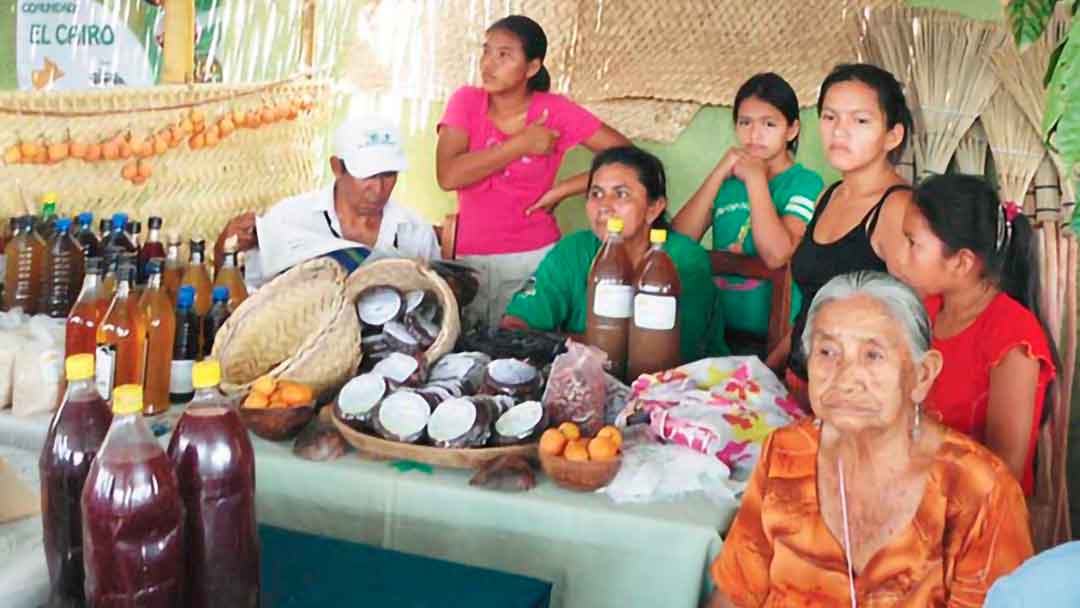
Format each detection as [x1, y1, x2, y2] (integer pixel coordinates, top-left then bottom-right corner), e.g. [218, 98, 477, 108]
[914, 174, 1061, 423]
[817, 63, 913, 164]
[488, 15, 550, 93]
[734, 72, 801, 153]
[587, 146, 670, 230]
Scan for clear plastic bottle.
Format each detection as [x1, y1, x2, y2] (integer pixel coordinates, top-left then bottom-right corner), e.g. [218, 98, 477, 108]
[202, 286, 230, 358]
[95, 264, 147, 400]
[162, 234, 184, 305]
[81, 385, 185, 607]
[3, 215, 46, 314]
[213, 241, 248, 312]
[168, 360, 259, 608]
[102, 213, 135, 260]
[140, 260, 176, 416]
[39, 354, 113, 606]
[170, 285, 200, 403]
[627, 229, 682, 380]
[66, 257, 106, 357]
[43, 217, 86, 318]
[584, 218, 635, 380]
[183, 239, 213, 317]
[74, 212, 100, 259]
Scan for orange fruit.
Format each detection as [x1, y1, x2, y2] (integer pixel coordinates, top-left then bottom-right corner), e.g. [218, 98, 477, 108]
[596, 426, 623, 450]
[231, 110, 246, 127]
[83, 143, 102, 161]
[260, 106, 275, 124]
[118, 139, 133, 159]
[121, 161, 138, 181]
[243, 391, 269, 409]
[564, 440, 590, 462]
[539, 428, 568, 456]
[20, 140, 41, 158]
[48, 141, 69, 162]
[219, 117, 235, 137]
[4, 145, 21, 164]
[557, 422, 581, 441]
[69, 141, 87, 159]
[101, 139, 120, 160]
[180, 118, 194, 134]
[137, 159, 153, 179]
[246, 110, 262, 128]
[588, 437, 619, 462]
[169, 126, 184, 147]
[278, 381, 314, 406]
[252, 375, 277, 396]
[191, 109, 205, 125]
[131, 175, 147, 186]
[189, 133, 206, 149]
[153, 135, 168, 155]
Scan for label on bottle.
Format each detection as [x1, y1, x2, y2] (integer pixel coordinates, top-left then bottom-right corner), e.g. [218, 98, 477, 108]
[95, 345, 116, 400]
[169, 359, 195, 395]
[634, 294, 678, 331]
[593, 284, 634, 319]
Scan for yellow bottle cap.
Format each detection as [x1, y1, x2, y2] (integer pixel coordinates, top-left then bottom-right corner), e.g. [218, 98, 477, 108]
[649, 229, 668, 244]
[65, 354, 95, 381]
[41, 192, 58, 204]
[606, 218, 625, 233]
[192, 359, 222, 389]
[112, 385, 144, 415]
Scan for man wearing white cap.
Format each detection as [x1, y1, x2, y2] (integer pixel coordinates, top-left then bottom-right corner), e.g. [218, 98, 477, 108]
[215, 115, 440, 288]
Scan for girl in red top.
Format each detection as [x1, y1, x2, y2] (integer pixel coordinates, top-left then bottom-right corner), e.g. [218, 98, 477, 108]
[889, 173, 1058, 495]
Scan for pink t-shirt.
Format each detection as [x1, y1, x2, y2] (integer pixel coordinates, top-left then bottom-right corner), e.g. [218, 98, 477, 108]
[437, 86, 602, 255]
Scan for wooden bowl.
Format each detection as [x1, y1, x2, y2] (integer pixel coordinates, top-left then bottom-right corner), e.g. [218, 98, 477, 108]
[538, 449, 622, 492]
[238, 403, 316, 441]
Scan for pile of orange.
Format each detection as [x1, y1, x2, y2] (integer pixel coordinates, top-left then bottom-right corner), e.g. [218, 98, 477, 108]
[242, 376, 314, 409]
[539, 422, 622, 462]
[2, 95, 317, 186]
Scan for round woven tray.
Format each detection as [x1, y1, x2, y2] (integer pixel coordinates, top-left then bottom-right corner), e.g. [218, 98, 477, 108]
[344, 258, 461, 364]
[330, 407, 536, 470]
[211, 257, 361, 395]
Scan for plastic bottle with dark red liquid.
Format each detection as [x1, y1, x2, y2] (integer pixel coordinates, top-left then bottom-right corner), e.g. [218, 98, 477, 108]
[585, 217, 635, 380]
[627, 229, 682, 380]
[139, 216, 166, 285]
[39, 354, 113, 607]
[168, 360, 259, 608]
[81, 384, 185, 607]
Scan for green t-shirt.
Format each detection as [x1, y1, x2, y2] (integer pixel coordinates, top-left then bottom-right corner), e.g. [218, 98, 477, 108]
[711, 163, 824, 335]
[506, 230, 730, 363]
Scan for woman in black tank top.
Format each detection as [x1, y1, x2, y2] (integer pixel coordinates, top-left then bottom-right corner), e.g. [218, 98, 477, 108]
[777, 63, 915, 391]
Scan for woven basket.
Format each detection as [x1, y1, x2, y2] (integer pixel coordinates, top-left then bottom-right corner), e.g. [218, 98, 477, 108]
[211, 257, 361, 396]
[0, 79, 340, 242]
[344, 258, 461, 364]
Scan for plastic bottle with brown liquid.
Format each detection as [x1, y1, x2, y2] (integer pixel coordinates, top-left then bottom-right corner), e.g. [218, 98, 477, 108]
[74, 212, 100, 258]
[4, 215, 46, 314]
[627, 229, 682, 381]
[162, 234, 184, 304]
[213, 239, 248, 312]
[66, 257, 106, 358]
[95, 264, 147, 400]
[585, 218, 635, 380]
[43, 217, 86, 318]
[183, 240, 213, 317]
[140, 260, 176, 416]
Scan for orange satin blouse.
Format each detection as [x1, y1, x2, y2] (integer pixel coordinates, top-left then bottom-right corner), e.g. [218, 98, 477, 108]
[712, 419, 1033, 607]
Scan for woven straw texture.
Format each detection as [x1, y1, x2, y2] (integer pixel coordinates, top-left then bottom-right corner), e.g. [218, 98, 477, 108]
[211, 257, 361, 396]
[344, 257, 461, 364]
[0, 79, 338, 242]
[349, 0, 898, 142]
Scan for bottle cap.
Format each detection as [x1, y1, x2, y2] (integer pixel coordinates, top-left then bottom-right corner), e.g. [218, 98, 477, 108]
[54, 217, 72, 232]
[212, 286, 229, 302]
[606, 218, 625, 233]
[112, 385, 143, 415]
[111, 212, 127, 229]
[148, 216, 163, 230]
[178, 285, 196, 308]
[190, 239, 206, 252]
[649, 229, 668, 244]
[77, 211, 93, 225]
[65, 354, 95, 381]
[192, 360, 222, 389]
[40, 192, 58, 206]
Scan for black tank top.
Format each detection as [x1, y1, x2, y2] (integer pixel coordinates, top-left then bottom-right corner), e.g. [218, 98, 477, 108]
[787, 182, 911, 378]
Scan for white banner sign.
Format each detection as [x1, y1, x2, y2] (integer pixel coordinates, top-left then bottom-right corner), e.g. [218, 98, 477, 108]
[17, 0, 154, 90]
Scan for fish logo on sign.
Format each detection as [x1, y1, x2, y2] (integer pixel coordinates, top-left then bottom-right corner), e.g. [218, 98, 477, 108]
[31, 57, 63, 90]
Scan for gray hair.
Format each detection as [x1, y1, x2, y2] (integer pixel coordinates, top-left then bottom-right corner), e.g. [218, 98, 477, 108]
[801, 271, 931, 361]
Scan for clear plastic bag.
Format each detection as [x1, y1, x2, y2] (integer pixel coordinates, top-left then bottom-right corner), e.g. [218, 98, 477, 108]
[0, 309, 30, 409]
[12, 316, 65, 417]
[542, 340, 608, 436]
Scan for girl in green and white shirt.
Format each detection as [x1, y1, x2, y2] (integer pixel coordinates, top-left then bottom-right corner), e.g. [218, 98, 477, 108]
[673, 72, 823, 346]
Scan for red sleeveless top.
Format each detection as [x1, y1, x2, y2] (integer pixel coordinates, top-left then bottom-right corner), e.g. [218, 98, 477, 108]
[925, 293, 1055, 495]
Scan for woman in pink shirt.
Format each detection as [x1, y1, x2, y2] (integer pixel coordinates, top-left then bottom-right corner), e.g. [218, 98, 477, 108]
[437, 15, 630, 329]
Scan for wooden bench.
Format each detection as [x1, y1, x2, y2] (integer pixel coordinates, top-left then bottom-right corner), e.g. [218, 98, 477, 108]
[709, 251, 792, 358]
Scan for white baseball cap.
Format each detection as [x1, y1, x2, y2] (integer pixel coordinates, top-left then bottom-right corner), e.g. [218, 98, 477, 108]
[332, 115, 408, 179]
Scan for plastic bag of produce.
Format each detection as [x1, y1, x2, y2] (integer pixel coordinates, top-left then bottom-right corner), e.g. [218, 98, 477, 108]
[12, 316, 65, 417]
[542, 340, 607, 436]
[0, 309, 30, 408]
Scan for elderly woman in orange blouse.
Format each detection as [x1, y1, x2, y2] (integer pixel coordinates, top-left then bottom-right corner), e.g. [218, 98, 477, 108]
[708, 271, 1032, 607]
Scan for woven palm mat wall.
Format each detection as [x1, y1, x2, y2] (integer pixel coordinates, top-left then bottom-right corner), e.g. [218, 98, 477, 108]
[0, 80, 340, 242]
[349, 0, 899, 142]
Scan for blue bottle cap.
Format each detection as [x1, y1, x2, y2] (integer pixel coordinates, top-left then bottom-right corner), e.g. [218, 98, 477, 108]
[54, 217, 72, 232]
[77, 211, 93, 226]
[178, 285, 196, 308]
[111, 212, 128, 229]
[212, 286, 230, 302]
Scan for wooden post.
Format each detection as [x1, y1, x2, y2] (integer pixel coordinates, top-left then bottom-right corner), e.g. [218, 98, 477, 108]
[301, 0, 317, 74]
[161, 0, 196, 84]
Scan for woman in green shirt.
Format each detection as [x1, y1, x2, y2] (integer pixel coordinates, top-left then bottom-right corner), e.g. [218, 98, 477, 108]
[502, 146, 729, 363]
[673, 73, 824, 349]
